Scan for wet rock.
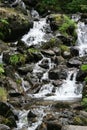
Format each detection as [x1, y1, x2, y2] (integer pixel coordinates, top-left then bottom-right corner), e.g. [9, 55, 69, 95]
[41, 50, 55, 57]
[36, 122, 47, 130]
[46, 120, 62, 130]
[70, 47, 79, 57]
[48, 67, 67, 80]
[27, 110, 36, 118]
[63, 51, 71, 59]
[18, 64, 34, 74]
[62, 125, 87, 130]
[47, 14, 63, 31]
[52, 80, 62, 87]
[57, 35, 73, 46]
[23, 0, 38, 6]
[76, 70, 87, 81]
[53, 102, 70, 109]
[9, 90, 23, 97]
[39, 59, 49, 69]
[67, 58, 82, 67]
[0, 124, 10, 130]
[53, 47, 61, 56]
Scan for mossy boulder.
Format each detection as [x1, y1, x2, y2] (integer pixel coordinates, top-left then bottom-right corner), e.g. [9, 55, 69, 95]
[0, 7, 32, 41]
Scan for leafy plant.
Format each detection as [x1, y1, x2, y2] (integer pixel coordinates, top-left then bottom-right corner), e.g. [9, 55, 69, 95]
[81, 64, 87, 71]
[59, 15, 76, 36]
[0, 87, 7, 102]
[10, 54, 26, 66]
[0, 18, 10, 40]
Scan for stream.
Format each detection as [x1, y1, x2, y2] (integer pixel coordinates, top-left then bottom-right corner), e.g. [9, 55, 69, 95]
[12, 11, 87, 130]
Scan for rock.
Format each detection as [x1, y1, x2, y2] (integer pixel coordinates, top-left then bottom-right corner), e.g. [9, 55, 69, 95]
[63, 51, 71, 59]
[52, 80, 62, 87]
[18, 64, 34, 74]
[62, 125, 87, 130]
[48, 67, 67, 80]
[36, 122, 47, 130]
[46, 120, 62, 130]
[0, 124, 10, 130]
[76, 70, 87, 81]
[47, 14, 63, 31]
[23, 0, 38, 6]
[67, 58, 82, 68]
[27, 110, 36, 118]
[39, 59, 49, 69]
[53, 47, 61, 56]
[0, 7, 32, 41]
[41, 50, 55, 57]
[57, 35, 73, 46]
[70, 47, 79, 57]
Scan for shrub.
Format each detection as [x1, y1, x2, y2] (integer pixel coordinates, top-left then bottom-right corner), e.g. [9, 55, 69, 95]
[81, 98, 87, 111]
[60, 45, 70, 52]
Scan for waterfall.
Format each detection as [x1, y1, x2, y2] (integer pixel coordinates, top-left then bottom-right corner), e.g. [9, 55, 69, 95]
[0, 53, 3, 63]
[77, 22, 87, 56]
[21, 9, 53, 46]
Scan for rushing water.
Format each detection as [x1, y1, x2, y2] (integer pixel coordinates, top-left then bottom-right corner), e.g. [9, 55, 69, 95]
[77, 22, 87, 56]
[22, 18, 52, 46]
[16, 13, 87, 129]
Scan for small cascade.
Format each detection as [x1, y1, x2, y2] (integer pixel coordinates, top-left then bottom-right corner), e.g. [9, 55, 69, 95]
[77, 22, 87, 56]
[32, 69, 83, 101]
[22, 10, 53, 46]
[45, 70, 83, 101]
[16, 107, 46, 130]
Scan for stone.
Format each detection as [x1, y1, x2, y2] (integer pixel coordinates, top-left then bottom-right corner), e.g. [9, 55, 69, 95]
[27, 110, 36, 118]
[41, 50, 55, 57]
[39, 59, 49, 69]
[70, 47, 79, 57]
[0, 124, 10, 130]
[62, 125, 87, 130]
[67, 58, 82, 67]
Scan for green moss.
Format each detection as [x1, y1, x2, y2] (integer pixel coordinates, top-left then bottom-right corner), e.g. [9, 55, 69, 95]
[0, 87, 7, 102]
[28, 48, 39, 54]
[0, 64, 4, 75]
[73, 116, 83, 125]
[81, 64, 87, 71]
[60, 45, 70, 52]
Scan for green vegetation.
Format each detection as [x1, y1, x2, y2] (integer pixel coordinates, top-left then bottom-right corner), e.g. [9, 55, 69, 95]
[81, 64, 87, 71]
[0, 64, 5, 75]
[60, 45, 70, 52]
[28, 48, 38, 54]
[67, 0, 87, 13]
[59, 15, 76, 37]
[0, 18, 10, 40]
[81, 98, 87, 111]
[0, 87, 7, 101]
[9, 53, 26, 66]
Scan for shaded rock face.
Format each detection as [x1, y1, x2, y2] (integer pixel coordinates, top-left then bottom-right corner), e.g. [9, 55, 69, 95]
[0, 7, 32, 41]
[48, 67, 67, 80]
[76, 70, 87, 82]
[0, 102, 17, 128]
[23, 0, 38, 6]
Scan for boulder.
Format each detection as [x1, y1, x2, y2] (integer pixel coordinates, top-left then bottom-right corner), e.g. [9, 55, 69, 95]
[0, 7, 32, 41]
[70, 47, 79, 57]
[67, 58, 82, 68]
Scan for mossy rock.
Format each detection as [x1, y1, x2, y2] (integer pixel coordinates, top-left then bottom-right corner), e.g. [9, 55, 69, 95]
[0, 7, 32, 41]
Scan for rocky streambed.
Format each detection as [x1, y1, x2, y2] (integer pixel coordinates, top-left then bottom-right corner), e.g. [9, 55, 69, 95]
[0, 1, 87, 130]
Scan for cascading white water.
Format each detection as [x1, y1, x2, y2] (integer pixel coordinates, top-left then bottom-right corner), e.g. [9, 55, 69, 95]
[32, 69, 83, 101]
[45, 70, 83, 101]
[15, 107, 46, 130]
[22, 18, 52, 46]
[77, 22, 87, 56]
